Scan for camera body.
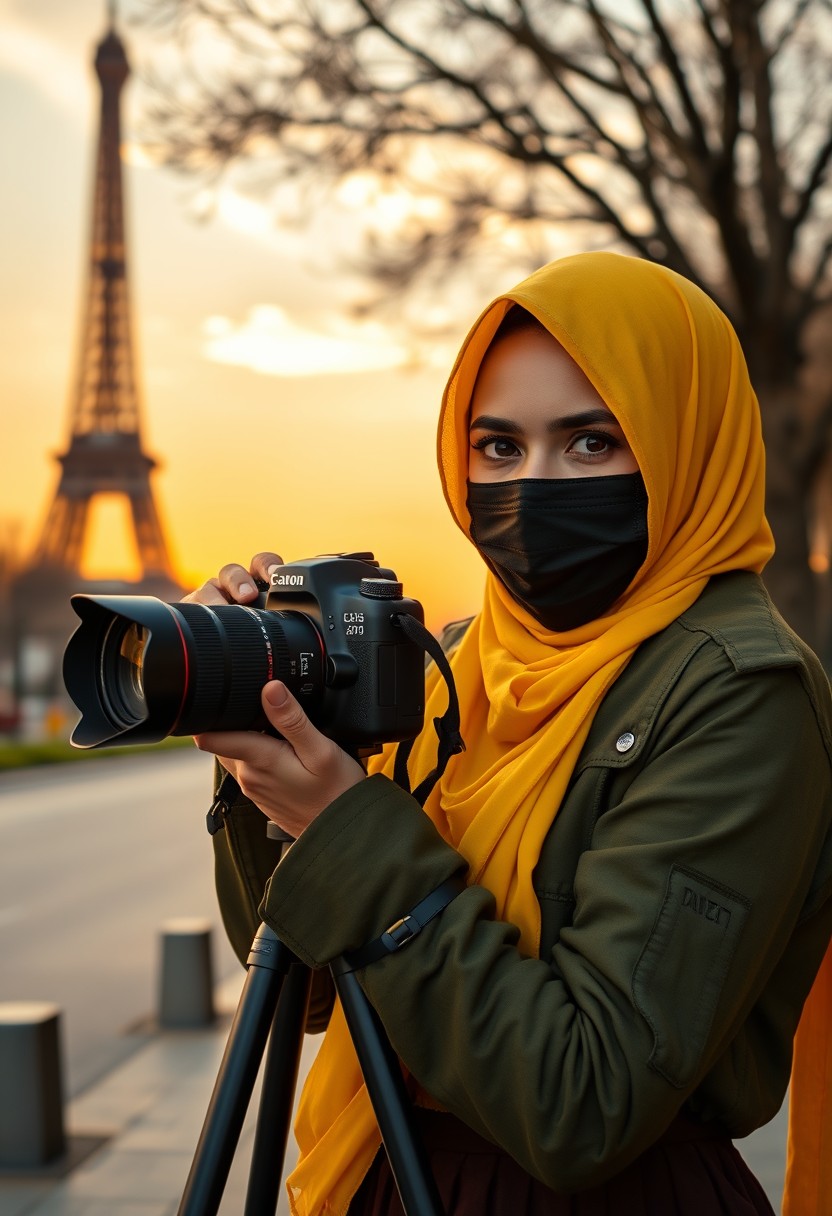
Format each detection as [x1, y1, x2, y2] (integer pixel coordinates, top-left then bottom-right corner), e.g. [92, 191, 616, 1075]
[259, 552, 425, 744]
[63, 551, 426, 749]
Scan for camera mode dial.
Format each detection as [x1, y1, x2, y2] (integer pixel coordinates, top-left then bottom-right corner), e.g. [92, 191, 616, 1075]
[359, 578, 403, 600]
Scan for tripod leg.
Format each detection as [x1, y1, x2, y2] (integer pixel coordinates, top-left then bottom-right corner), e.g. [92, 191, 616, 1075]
[178, 925, 297, 1216]
[244, 961, 313, 1216]
[333, 967, 445, 1216]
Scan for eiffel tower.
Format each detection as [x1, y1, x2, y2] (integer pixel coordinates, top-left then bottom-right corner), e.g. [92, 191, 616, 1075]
[32, 3, 182, 599]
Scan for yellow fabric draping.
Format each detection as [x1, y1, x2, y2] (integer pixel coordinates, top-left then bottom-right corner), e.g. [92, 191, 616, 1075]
[784, 935, 832, 1215]
[286, 252, 791, 1216]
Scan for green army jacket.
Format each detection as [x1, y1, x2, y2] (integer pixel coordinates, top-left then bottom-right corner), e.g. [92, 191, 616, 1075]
[211, 570, 832, 1192]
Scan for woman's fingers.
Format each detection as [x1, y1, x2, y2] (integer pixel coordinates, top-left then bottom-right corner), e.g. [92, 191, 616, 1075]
[215, 562, 260, 601]
[181, 553, 285, 607]
[181, 577, 229, 606]
[194, 682, 365, 837]
[250, 552, 284, 584]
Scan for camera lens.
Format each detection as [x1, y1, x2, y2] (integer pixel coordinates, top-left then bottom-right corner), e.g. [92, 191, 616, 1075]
[100, 619, 148, 729]
[64, 595, 326, 748]
[172, 603, 324, 736]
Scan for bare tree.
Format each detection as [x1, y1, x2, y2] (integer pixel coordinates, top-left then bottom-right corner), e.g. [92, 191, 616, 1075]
[138, 0, 832, 644]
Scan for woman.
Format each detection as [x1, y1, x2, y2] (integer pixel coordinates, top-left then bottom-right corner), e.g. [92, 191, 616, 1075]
[190, 252, 832, 1214]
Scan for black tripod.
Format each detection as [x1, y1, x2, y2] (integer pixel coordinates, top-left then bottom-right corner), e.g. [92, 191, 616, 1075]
[177, 854, 447, 1216]
[179, 612, 465, 1215]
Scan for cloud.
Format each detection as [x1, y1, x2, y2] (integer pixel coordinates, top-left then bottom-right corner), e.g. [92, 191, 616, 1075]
[202, 305, 413, 377]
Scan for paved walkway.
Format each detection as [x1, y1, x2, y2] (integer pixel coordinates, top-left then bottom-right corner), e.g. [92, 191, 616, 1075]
[0, 971, 788, 1216]
[0, 973, 307, 1216]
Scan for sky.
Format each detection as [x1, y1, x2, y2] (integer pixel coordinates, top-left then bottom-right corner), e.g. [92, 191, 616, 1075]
[0, 0, 504, 634]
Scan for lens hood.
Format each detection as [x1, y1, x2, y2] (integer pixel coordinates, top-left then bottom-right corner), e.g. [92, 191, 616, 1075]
[63, 595, 190, 748]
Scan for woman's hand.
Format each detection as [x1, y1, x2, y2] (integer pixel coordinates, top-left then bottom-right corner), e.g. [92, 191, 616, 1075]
[185, 551, 366, 834]
[194, 681, 366, 839]
[185, 552, 365, 836]
[181, 550, 285, 606]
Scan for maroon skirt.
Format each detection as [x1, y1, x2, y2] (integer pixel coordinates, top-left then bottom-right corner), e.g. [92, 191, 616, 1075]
[347, 1109, 775, 1215]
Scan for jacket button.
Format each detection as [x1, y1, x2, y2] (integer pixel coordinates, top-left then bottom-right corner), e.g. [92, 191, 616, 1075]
[616, 732, 636, 753]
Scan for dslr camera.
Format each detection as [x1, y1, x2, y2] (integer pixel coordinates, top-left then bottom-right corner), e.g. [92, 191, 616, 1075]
[63, 552, 425, 749]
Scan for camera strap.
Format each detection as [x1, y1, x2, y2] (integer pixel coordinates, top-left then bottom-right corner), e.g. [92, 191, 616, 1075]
[206, 769, 241, 835]
[391, 613, 465, 807]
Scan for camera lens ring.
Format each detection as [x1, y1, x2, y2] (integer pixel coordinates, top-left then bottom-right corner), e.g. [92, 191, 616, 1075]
[170, 603, 325, 735]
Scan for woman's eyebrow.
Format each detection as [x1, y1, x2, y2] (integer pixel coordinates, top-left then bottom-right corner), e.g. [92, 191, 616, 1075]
[469, 408, 620, 434]
[469, 414, 523, 434]
[548, 408, 620, 431]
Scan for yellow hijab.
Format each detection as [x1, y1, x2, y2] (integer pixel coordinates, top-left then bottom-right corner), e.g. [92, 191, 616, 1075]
[285, 252, 813, 1216]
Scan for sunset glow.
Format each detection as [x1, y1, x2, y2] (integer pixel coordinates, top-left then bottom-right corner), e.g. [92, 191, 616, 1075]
[78, 494, 145, 583]
[0, 0, 489, 641]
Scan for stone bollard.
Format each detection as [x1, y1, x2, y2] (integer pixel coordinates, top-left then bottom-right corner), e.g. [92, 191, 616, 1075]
[0, 1002, 66, 1167]
[158, 918, 216, 1028]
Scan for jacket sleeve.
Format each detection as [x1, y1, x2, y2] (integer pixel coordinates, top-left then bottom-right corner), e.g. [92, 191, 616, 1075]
[259, 646, 832, 1191]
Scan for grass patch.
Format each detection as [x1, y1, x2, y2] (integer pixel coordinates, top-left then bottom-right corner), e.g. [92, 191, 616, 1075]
[0, 735, 194, 772]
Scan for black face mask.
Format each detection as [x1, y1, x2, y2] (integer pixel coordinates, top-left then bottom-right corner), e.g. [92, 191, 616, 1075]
[466, 472, 649, 632]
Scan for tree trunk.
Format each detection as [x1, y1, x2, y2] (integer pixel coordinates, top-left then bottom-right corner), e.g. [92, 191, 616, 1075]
[758, 383, 822, 650]
[763, 491, 820, 648]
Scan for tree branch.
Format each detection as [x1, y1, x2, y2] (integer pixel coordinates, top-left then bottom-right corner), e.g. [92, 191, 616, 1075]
[638, 0, 712, 157]
[770, 0, 816, 54]
[788, 128, 832, 242]
[137, 0, 831, 382]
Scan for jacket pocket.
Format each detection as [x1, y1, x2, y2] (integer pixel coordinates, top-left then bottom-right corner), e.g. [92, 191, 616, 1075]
[632, 864, 750, 1088]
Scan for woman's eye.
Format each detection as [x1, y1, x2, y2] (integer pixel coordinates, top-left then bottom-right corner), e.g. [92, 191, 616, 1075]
[472, 436, 521, 461]
[570, 432, 618, 458]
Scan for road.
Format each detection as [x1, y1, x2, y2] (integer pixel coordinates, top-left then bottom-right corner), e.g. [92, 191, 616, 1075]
[0, 749, 240, 1097]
